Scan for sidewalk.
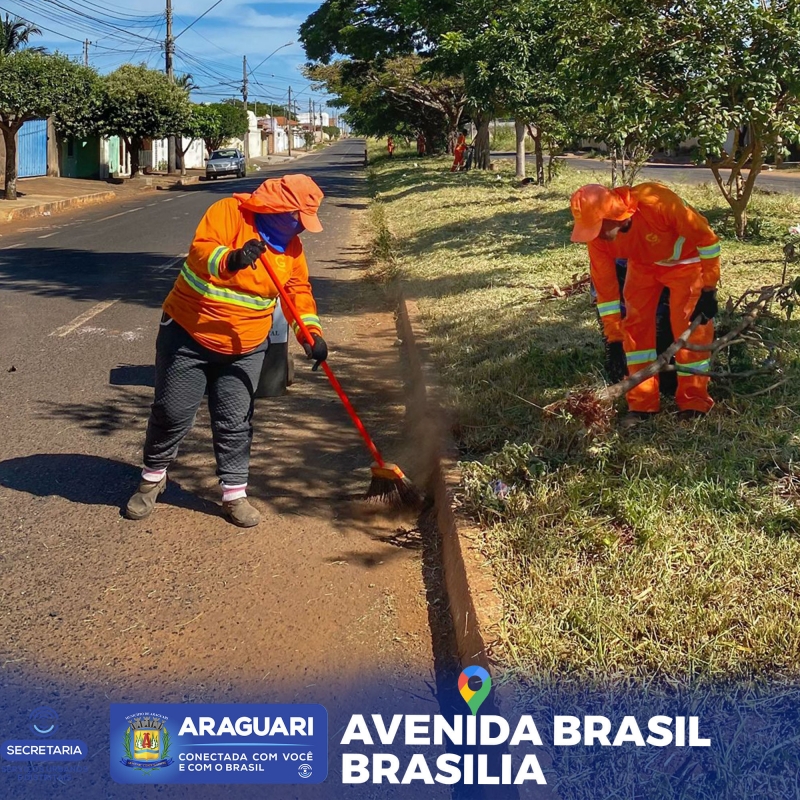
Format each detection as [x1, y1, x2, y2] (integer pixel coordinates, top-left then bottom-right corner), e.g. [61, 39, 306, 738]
[0, 172, 203, 224]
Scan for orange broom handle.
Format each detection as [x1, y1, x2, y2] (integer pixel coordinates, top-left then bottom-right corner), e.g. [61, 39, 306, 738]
[260, 256, 387, 469]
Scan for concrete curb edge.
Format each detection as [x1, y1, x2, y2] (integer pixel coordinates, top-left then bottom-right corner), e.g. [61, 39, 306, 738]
[395, 289, 503, 672]
[0, 191, 117, 223]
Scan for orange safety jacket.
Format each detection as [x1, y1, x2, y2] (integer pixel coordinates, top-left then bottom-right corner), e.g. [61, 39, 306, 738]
[587, 182, 721, 342]
[163, 197, 322, 355]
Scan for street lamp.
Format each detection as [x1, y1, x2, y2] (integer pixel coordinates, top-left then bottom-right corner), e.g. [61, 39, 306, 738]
[250, 40, 295, 75]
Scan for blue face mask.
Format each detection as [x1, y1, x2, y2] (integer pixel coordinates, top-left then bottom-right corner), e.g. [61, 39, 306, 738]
[254, 212, 304, 253]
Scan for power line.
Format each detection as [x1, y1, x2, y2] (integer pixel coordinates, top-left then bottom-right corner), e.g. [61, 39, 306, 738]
[4, 0, 164, 45]
[174, 0, 225, 41]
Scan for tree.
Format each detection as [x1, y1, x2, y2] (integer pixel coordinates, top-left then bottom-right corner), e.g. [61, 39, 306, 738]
[300, 0, 466, 151]
[306, 57, 465, 153]
[178, 104, 221, 174]
[322, 124, 341, 140]
[203, 102, 248, 152]
[550, 0, 685, 187]
[0, 13, 44, 55]
[439, 1, 571, 177]
[175, 73, 197, 95]
[672, 0, 800, 238]
[99, 64, 191, 178]
[0, 51, 98, 199]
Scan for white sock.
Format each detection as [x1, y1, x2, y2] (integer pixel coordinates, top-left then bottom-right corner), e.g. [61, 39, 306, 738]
[141, 467, 167, 483]
[221, 483, 247, 502]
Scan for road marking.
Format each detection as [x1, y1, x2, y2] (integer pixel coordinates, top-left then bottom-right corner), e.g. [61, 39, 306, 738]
[50, 299, 120, 338]
[1, 242, 23, 250]
[96, 207, 143, 222]
[155, 254, 186, 273]
[38, 232, 59, 239]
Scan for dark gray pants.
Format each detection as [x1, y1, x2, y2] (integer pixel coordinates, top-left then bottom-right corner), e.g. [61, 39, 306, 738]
[143, 315, 267, 486]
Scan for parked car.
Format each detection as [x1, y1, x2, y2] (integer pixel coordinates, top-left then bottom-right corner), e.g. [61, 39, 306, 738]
[205, 148, 245, 180]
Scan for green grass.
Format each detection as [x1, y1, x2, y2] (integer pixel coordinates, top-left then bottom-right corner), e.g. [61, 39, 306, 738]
[367, 144, 800, 690]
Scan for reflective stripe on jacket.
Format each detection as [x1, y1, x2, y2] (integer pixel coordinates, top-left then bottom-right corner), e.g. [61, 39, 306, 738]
[163, 197, 322, 354]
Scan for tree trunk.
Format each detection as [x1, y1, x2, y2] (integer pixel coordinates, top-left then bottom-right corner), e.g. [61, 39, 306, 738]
[1, 123, 20, 201]
[533, 126, 544, 186]
[547, 137, 559, 184]
[123, 135, 142, 178]
[610, 144, 618, 188]
[514, 118, 526, 179]
[179, 138, 196, 177]
[708, 136, 763, 240]
[473, 114, 491, 170]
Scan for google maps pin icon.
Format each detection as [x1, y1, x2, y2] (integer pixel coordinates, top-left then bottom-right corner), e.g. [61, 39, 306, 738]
[458, 665, 492, 715]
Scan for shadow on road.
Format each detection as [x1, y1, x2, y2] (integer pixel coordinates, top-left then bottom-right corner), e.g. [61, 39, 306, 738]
[0, 453, 220, 517]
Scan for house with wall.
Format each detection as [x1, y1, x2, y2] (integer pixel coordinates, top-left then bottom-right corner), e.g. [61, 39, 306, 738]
[0, 117, 59, 182]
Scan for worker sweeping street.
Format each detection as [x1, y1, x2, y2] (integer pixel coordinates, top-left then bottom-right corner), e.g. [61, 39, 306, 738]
[570, 182, 721, 427]
[125, 174, 328, 528]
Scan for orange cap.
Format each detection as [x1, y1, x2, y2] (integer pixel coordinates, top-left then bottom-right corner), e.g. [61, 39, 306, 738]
[570, 184, 634, 243]
[234, 174, 324, 232]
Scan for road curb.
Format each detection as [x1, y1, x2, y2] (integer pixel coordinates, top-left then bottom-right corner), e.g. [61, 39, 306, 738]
[395, 289, 503, 671]
[0, 190, 117, 223]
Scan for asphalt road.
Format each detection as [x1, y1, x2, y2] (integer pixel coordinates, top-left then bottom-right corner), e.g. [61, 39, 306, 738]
[0, 141, 455, 799]
[493, 152, 800, 194]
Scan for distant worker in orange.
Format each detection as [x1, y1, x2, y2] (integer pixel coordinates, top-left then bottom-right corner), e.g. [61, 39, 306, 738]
[570, 182, 721, 427]
[417, 132, 426, 156]
[126, 174, 328, 527]
[451, 129, 467, 171]
[387, 136, 395, 158]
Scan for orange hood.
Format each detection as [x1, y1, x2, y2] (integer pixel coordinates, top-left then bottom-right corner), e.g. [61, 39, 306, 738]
[234, 173, 324, 232]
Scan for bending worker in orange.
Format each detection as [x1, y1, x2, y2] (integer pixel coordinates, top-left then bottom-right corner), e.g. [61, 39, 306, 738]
[126, 174, 328, 527]
[451, 129, 468, 172]
[570, 182, 721, 426]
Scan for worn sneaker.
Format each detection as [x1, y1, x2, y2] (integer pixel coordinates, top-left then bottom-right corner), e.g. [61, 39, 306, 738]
[619, 411, 657, 431]
[222, 498, 261, 528]
[125, 475, 167, 520]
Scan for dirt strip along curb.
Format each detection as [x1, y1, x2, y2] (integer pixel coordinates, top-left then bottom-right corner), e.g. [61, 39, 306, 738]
[0, 191, 117, 223]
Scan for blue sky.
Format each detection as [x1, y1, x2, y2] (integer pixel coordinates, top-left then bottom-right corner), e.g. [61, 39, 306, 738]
[0, 0, 333, 115]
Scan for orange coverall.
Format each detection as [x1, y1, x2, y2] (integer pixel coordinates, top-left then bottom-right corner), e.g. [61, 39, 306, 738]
[588, 183, 721, 413]
[451, 134, 467, 171]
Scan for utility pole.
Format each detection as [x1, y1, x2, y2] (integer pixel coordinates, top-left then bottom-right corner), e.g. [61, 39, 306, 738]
[242, 55, 249, 168]
[83, 39, 89, 67]
[287, 86, 293, 157]
[166, 0, 177, 174]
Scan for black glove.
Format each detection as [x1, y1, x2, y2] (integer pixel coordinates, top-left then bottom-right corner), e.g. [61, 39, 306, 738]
[691, 289, 718, 323]
[302, 333, 328, 371]
[605, 340, 627, 384]
[226, 239, 267, 272]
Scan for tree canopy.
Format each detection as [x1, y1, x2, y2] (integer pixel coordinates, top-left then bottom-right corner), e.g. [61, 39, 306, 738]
[0, 50, 98, 199]
[300, 0, 800, 234]
[99, 64, 191, 178]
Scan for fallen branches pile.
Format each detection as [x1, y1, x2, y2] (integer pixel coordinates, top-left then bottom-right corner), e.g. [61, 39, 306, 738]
[545, 280, 800, 430]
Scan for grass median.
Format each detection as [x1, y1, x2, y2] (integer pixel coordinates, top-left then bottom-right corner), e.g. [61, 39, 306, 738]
[368, 145, 800, 690]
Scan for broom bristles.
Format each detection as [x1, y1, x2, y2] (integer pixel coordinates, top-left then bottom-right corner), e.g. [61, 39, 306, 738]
[366, 463, 423, 508]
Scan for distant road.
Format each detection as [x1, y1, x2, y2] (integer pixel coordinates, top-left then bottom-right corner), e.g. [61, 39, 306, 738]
[491, 152, 800, 195]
